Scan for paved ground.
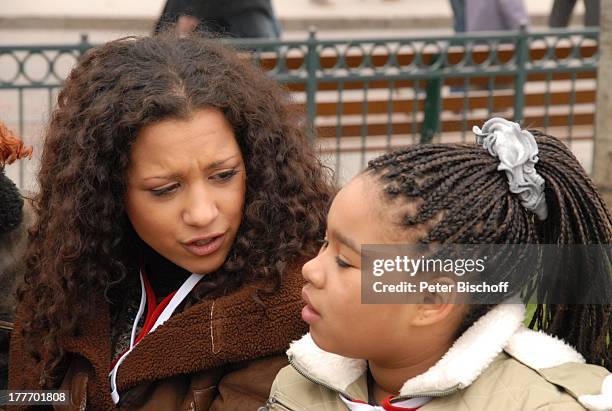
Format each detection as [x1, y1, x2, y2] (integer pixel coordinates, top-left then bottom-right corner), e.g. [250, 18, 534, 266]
[0, 0, 589, 40]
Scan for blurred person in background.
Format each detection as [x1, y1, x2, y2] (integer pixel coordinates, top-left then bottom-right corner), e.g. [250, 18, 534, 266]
[449, 0, 466, 93]
[465, 0, 529, 32]
[461, 0, 528, 92]
[549, 0, 600, 27]
[154, 0, 282, 38]
[450, 0, 466, 32]
[0, 122, 32, 390]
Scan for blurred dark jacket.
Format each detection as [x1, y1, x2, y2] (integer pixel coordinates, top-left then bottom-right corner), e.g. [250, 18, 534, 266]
[0, 182, 34, 390]
[154, 0, 279, 37]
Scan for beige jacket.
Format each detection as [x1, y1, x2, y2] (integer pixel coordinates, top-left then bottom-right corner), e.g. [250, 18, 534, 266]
[263, 304, 612, 411]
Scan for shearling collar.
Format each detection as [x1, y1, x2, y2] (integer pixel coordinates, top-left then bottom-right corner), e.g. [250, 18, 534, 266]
[287, 303, 588, 398]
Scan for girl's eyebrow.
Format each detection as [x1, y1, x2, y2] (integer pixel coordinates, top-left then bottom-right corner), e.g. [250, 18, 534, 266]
[329, 229, 360, 254]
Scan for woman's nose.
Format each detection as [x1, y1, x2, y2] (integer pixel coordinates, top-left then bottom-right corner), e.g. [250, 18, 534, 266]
[302, 255, 325, 288]
[182, 186, 219, 227]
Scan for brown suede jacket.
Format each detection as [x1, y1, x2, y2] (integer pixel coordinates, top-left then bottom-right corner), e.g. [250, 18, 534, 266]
[9, 270, 307, 411]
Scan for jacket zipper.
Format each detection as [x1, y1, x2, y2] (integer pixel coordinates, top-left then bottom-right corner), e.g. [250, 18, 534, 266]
[392, 384, 462, 401]
[263, 397, 293, 410]
[288, 356, 358, 400]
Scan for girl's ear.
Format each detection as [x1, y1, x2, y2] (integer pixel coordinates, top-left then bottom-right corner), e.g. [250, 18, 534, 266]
[411, 303, 466, 328]
[410, 278, 466, 327]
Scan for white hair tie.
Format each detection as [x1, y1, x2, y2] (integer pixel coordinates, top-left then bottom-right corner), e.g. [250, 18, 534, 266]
[472, 117, 548, 220]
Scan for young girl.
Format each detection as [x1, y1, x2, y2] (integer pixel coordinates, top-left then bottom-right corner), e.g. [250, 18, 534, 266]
[265, 118, 611, 410]
[8, 35, 332, 410]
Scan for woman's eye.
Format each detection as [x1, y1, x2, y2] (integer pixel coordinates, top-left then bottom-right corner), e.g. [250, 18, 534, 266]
[212, 169, 238, 181]
[335, 256, 351, 269]
[319, 239, 329, 253]
[150, 184, 179, 197]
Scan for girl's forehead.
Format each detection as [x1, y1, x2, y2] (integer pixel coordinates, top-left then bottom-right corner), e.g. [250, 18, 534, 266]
[330, 176, 374, 213]
[330, 174, 430, 245]
[327, 176, 388, 242]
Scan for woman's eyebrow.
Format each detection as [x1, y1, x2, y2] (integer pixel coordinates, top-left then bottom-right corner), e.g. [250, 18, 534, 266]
[143, 173, 180, 181]
[329, 229, 360, 254]
[207, 155, 239, 169]
[142, 155, 240, 181]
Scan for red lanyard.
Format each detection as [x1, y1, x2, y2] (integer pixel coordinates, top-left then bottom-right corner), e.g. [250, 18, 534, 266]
[110, 270, 176, 369]
[109, 269, 204, 404]
[134, 270, 177, 345]
[342, 395, 429, 410]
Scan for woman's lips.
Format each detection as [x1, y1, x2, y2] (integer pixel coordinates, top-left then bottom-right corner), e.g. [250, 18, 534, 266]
[182, 233, 225, 256]
[301, 288, 321, 323]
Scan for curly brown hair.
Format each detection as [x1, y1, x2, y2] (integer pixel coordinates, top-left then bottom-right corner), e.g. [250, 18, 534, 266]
[20, 34, 333, 386]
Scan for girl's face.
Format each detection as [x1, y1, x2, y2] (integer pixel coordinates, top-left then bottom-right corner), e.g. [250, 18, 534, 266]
[301, 175, 423, 361]
[125, 107, 246, 275]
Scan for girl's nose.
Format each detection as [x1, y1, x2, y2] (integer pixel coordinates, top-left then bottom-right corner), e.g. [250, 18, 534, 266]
[302, 255, 325, 288]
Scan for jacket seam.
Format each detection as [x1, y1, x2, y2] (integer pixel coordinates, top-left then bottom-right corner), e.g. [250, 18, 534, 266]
[220, 381, 268, 402]
[534, 400, 586, 410]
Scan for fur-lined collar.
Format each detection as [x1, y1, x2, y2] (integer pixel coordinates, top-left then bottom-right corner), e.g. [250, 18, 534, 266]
[287, 304, 588, 398]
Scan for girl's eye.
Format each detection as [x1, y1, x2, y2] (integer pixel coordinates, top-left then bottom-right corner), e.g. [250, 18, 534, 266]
[150, 184, 179, 197]
[335, 256, 351, 269]
[212, 169, 238, 182]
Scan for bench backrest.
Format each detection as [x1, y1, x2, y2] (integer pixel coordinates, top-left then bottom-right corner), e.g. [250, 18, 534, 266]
[238, 29, 598, 149]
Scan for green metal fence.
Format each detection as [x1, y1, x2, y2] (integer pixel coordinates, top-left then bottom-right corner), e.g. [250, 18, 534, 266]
[0, 28, 599, 187]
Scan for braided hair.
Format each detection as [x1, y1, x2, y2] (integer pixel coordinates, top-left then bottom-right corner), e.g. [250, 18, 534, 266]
[366, 130, 611, 369]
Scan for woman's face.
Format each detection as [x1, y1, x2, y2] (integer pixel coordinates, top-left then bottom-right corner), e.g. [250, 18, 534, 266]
[125, 107, 246, 275]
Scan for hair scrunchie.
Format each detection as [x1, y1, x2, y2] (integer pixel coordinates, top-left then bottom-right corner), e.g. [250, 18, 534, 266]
[473, 117, 548, 220]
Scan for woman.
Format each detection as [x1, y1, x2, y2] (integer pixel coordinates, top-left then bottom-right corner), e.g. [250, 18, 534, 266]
[9, 35, 332, 410]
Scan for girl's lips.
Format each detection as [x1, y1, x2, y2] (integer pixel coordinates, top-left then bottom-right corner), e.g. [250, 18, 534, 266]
[301, 288, 321, 323]
[301, 304, 321, 324]
[182, 234, 225, 256]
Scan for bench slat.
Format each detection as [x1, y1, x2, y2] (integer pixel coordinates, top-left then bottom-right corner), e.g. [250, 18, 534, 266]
[306, 89, 595, 116]
[316, 112, 594, 138]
